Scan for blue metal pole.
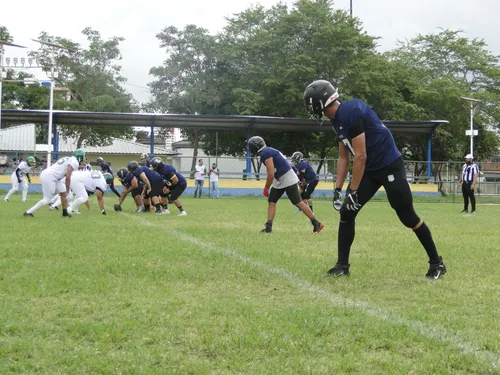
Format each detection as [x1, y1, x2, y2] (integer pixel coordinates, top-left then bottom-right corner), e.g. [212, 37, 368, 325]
[150, 116, 156, 157]
[53, 124, 59, 160]
[427, 137, 431, 177]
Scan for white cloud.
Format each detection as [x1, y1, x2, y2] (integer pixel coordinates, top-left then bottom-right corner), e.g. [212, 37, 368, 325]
[2, 0, 499, 104]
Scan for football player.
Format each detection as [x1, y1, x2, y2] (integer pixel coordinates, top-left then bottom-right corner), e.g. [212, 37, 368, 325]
[115, 167, 145, 212]
[4, 156, 36, 202]
[96, 157, 120, 198]
[140, 153, 151, 168]
[68, 170, 112, 214]
[127, 161, 164, 214]
[247, 136, 324, 234]
[304, 79, 446, 278]
[291, 151, 319, 213]
[24, 149, 85, 217]
[151, 157, 188, 216]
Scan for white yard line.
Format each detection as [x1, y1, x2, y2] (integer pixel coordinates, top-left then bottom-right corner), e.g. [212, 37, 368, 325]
[121, 210, 499, 370]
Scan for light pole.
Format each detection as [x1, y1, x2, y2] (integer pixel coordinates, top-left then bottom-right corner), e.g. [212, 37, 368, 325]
[350, 0, 353, 17]
[460, 96, 482, 157]
[0, 41, 27, 130]
[31, 39, 74, 167]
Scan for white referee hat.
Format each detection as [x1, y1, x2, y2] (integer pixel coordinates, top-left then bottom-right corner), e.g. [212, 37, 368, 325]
[465, 154, 473, 159]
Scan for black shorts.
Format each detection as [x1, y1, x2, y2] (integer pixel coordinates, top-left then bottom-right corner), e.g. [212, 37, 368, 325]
[268, 183, 302, 205]
[145, 180, 164, 199]
[301, 180, 318, 200]
[132, 184, 144, 198]
[169, 183, 187, 201]
[345, 157, 412, 215]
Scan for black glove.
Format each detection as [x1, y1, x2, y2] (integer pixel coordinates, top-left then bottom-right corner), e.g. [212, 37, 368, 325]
[345, 187, 362, 211]
[333, 188, 342, 211]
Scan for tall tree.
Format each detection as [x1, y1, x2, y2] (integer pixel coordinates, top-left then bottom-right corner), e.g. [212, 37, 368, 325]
[29, 28, 136, 147]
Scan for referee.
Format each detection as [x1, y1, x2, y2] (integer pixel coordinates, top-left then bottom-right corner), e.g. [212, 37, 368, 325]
[457, 154, 479, 214]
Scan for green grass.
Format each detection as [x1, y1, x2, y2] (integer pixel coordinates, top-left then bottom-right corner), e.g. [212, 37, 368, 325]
[1, 194, 499, 374]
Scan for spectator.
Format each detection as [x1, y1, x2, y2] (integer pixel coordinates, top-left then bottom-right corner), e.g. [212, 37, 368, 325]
[41, 157, 47, 170]
[208, 162, 221, 199]
[193, 158, 207, 198]
[0, 152, 9, 173]
[457, 153, 479, 214]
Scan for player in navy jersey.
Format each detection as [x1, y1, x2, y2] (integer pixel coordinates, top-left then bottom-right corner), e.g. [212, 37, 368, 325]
[151, 157, 188, 216]
[96, 157, 121, 198]
[115, 167, 145, 212]
[291, 151, 319, 213]
[127, 161, 164, 214]
[247, 136, 324, 234]
[304, 80, 446, 279]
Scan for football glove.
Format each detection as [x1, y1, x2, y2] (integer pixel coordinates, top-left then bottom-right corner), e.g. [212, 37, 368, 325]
[333, 188, 343, 211]
[263, 189, 270, 197]
[344, 188, 362, 212]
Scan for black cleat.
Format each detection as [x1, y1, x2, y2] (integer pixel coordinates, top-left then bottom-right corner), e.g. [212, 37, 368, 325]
[23, 212, 34, 217]
[260, 223, 272, 233]
[313, 222, 324, 233]
[461, 209, 468, 213]
[326, 264, 350, 277]
[425, 256, 447, 279]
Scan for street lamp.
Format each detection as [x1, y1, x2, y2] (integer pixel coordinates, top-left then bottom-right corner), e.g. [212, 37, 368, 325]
[31, 38, 74, 167]
[460, 96, 482, 157]
[0, 41, 27, 130]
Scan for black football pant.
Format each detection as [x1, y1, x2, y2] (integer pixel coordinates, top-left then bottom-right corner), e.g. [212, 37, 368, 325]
[461, 182, 476, 211]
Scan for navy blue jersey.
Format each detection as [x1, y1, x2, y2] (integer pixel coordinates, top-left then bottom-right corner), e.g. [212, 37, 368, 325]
[158, 164, 187, 186]
[330, 99, 401, 171]
[133, 166, 163, 184]
[296, 161, 318, 183]
[121, 173, 137, 188]
[259, 147, 291, 179]
[101, 163, 113, 175]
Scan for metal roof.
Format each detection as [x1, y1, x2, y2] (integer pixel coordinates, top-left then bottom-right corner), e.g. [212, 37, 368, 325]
[0, 123, 171, 154]
[0, 109, 449, 136]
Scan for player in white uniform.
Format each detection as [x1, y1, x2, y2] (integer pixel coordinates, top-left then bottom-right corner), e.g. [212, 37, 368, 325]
[67, 170, 112, 214]
[24, 149, 85, 217]
[4, 156, 36, 202]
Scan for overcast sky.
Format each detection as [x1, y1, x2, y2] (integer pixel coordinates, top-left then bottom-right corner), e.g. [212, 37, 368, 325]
[2, 0, 499, 105]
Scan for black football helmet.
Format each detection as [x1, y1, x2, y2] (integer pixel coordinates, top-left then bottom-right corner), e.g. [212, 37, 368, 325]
[291, 151, 304, 165]
[151, 157, 164, 172]
[247, 136, 266, 156]
[127, 161, 140, 172]
[96, 157, 104, 165]
[303, 80, 339, 123]
[117, 168, 128, 180]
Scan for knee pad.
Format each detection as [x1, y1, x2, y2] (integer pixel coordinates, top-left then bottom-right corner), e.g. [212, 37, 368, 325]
[396, 206, 420, 228]
[340, 206, 357, 223]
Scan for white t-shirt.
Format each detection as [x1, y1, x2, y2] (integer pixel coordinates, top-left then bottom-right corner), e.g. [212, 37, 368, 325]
[0, 155, 8, 165]
[194, 164, 207, 180]
[209, 167, 220, 182]
[72, 170, 108, 192]
[14, 161, 32, 177]
[45, 156, 80, 180]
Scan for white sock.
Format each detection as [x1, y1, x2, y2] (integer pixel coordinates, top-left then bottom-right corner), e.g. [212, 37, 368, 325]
[5, 188, 16, 200]
[27, 199, 49, 214]
[69, 197, 87, 212]
[22, 187, 28, 201]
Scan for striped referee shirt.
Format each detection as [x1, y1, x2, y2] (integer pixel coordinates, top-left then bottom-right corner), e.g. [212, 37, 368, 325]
[462, 163, 479, 183]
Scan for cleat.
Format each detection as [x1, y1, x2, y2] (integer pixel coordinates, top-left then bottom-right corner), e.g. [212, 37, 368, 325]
[460, 209, 468, 213]
[134, 206, 145, 212]
[23, 212, 34, 217]
[471, 210, 476, 214]
[178, 211, 187, 216]
[260, 223, 272, 233]
[162, 209, 171, 215]
[49, 204, 59, 211]
[4, 198, 8, 202]
[425, 256, 447, 279]
[313, 222, 324, 233]
[326, 264, 350, 277]
[155, 208, 163, 215]
[294, 209, 302, 214]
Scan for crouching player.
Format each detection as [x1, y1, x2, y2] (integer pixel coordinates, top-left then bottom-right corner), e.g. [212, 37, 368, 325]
[291, 151, 319, 213]
[115, 168, 144, 212]
[127, 161, 165, 215]
[67, 170, 113, 215]
[151, 157, 188, 216]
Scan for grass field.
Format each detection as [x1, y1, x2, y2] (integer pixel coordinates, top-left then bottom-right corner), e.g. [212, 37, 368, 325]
[1, 194, 499, 374]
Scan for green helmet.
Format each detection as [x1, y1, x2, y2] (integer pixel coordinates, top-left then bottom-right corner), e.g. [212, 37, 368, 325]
[73, 149, 85, 162]
[103, 172, 114, 185]
[26, 156, 36, 166]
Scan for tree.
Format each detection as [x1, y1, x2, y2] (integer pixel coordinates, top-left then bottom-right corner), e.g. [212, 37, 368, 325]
[29, 28, 137, 148]
[0, 25, 13, 42]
